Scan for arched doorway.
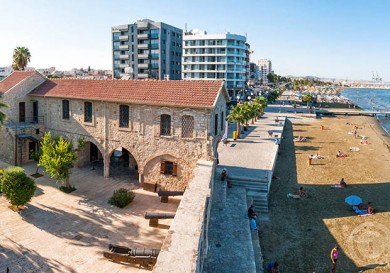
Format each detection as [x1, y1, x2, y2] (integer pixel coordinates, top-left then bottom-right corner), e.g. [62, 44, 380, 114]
[109, 147, 138, 180]
[76, 141, 103, 172]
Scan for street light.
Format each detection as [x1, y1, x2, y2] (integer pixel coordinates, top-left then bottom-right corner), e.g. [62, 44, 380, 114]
[236, 95, 240, 102]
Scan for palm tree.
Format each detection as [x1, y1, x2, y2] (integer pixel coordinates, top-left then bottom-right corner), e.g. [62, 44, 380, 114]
[12, 46, 31, 71]
[254, 97, 267, 115]
[0, 100, 8, 127]
[227, 104, 246, 139]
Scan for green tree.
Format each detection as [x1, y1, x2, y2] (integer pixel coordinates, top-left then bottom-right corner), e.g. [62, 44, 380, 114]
[267, 73, 275, 83]
[0, 100, 8, 127]
[227, 104, 246, 139]
[38, 132, 85, 189]
[254, 97, 267, 113]
[12, 46, 31, 71]
[302, 94, 314, 107]
[1, 166, 36, 209]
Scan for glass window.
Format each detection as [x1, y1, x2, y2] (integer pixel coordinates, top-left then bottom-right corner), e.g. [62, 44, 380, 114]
[160, 114, 171, 136]
[62, 100, 70, 120]
[182, 115, 194, 138]
[119, 105, 129, 128]
[84, 102, 93, 123]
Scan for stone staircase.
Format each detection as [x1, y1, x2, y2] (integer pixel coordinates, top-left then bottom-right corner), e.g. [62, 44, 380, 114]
[228, 176, 269, 213]
[204, 170, 257, 273]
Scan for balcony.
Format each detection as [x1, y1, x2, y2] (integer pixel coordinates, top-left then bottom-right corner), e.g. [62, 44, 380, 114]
[138, 54, 149, 59]
[120, 64, 129, 68]
[137, 21, 149, 29]
[119, 54, 129, 59]
[138, 63, 149, 69]
[138, 73, 149, 78]
[137, 33, 149, 39]
[119, 35, 128, 41]
[138, 43, 149, 49]
[119, 45, 128, 50]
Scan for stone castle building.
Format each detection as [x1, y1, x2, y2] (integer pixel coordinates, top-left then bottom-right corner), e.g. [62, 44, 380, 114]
[0, 71, 228, 191]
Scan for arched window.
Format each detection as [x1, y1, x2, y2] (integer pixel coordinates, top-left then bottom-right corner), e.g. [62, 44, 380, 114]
[119, 105, 129, 128]
[62, 100, 70, 120]
[160, 114, 171, 136]
[181, 115, 194, 138]
[84, 102, 93, 122]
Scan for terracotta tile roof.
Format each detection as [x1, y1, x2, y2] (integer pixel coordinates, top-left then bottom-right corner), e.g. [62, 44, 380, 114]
[0, 71, 36, 94]
[29, 79, 225, 108]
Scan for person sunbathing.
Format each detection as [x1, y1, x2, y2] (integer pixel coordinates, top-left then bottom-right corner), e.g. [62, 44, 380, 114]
[287, 187, 308, 199]
[336, 150, 347, 158]
[360, 138, 368, 145]
[331, 178, 347, 188]
[295, 136, 307, 142]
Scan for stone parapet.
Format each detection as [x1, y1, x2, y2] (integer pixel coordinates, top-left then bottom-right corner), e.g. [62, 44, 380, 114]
[153, 159, 214, 273]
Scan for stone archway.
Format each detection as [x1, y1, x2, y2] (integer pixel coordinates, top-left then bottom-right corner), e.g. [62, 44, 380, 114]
[107, 147, 139, 181]
[75, 141, 103, 171]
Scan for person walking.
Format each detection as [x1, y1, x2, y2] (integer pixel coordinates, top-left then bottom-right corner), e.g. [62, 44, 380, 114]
[248, 205, 257, 219]
[330, 245, 339, 273]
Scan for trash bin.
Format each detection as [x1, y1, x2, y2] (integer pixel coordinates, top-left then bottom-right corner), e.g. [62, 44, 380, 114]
[233, 131, 238, 140]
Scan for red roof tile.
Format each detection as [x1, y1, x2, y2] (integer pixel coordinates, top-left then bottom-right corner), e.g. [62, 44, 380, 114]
[0, 71, 36, 94]
[29, 79, 225, 108]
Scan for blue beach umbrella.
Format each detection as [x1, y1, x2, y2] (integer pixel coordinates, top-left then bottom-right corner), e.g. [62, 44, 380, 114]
[345, 195, 362, 206]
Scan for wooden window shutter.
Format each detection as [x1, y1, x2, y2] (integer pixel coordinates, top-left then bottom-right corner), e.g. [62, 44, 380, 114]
[160, 160, 166, 174]
[172, 162, 178, 176]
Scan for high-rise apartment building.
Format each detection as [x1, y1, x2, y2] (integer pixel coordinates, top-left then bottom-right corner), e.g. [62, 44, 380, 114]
[258, 59, 273, 84]
[182, 30, 247, 95]
[112, 19, 182, 80]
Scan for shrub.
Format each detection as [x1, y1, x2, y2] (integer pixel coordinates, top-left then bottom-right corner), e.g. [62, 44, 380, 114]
[108, 188, 135, 208]
[1, 167, 36, 208]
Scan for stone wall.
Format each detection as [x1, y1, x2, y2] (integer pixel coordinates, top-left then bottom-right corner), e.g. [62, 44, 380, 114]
[153, 159, 214, 273]
[0, 129, 15, 165]
[2, 72, 46, 123]
[31, 94, 226, 190]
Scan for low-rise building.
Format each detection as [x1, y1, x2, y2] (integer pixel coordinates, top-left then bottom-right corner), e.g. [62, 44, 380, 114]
[0, 71, 227, 191]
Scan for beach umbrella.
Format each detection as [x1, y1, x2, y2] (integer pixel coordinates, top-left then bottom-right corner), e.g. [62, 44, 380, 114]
[345, 195, 362, 206]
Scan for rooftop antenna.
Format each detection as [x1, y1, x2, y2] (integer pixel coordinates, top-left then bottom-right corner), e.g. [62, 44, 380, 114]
[185, 23, 187, 33]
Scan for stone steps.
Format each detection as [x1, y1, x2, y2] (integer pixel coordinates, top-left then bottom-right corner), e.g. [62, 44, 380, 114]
[248, 191, 269, 214]
[204, 182, 257, 273]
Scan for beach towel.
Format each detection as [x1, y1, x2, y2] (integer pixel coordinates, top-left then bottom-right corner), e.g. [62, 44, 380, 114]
[350, 147, 360, 151]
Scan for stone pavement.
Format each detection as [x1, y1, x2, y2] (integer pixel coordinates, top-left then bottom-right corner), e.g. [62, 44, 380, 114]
[204, 112, 287, 273]
[0, 162, 180, 272]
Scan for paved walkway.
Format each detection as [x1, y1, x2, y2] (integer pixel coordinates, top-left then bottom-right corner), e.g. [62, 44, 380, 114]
[204, 112, 286, 273]
[0, 162, 180, 272]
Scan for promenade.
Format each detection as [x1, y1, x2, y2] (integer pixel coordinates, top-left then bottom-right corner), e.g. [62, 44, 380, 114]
[204, 112, 286, 273]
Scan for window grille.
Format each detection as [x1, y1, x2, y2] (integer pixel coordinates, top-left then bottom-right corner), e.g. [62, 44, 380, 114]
[182, 115, 194, 138]
[84, 102, 92, 122]
[214, 113, 219, 136]
[160, 114, 171, 136]
[119, 105, 129, 128]
[62, 100, 70, 120]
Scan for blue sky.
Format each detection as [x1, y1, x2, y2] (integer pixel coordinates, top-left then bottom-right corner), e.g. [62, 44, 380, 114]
[1, 0, 389, 81]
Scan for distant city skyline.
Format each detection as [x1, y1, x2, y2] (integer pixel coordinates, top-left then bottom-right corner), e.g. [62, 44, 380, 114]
[1, 0, 389, 81]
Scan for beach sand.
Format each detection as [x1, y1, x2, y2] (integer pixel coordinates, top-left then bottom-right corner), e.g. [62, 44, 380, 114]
[261, 115, 390, 273]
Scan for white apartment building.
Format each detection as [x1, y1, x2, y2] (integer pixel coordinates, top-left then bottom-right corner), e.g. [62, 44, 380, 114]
[0, 66, 13, 79]
[182, 29, 247, 96]
[258, 59, 272, 83]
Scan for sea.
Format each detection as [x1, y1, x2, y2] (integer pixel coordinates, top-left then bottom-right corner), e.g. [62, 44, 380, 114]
[341, 88, 390, 136]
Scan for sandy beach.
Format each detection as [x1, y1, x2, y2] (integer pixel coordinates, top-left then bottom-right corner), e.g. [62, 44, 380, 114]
[261, 114, 390, 272]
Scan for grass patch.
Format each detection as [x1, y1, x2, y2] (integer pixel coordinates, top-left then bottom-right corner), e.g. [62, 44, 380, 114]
[59, 185, 77, 193]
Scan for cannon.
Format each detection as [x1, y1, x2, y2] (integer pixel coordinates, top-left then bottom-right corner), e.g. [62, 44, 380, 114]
[103, 244, 160, 270]
[157, 190, 184, 203]
[144, 211, 176, 227]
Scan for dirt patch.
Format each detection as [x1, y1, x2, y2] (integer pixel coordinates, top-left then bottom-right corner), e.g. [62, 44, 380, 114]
[261, 116, 390, 273]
